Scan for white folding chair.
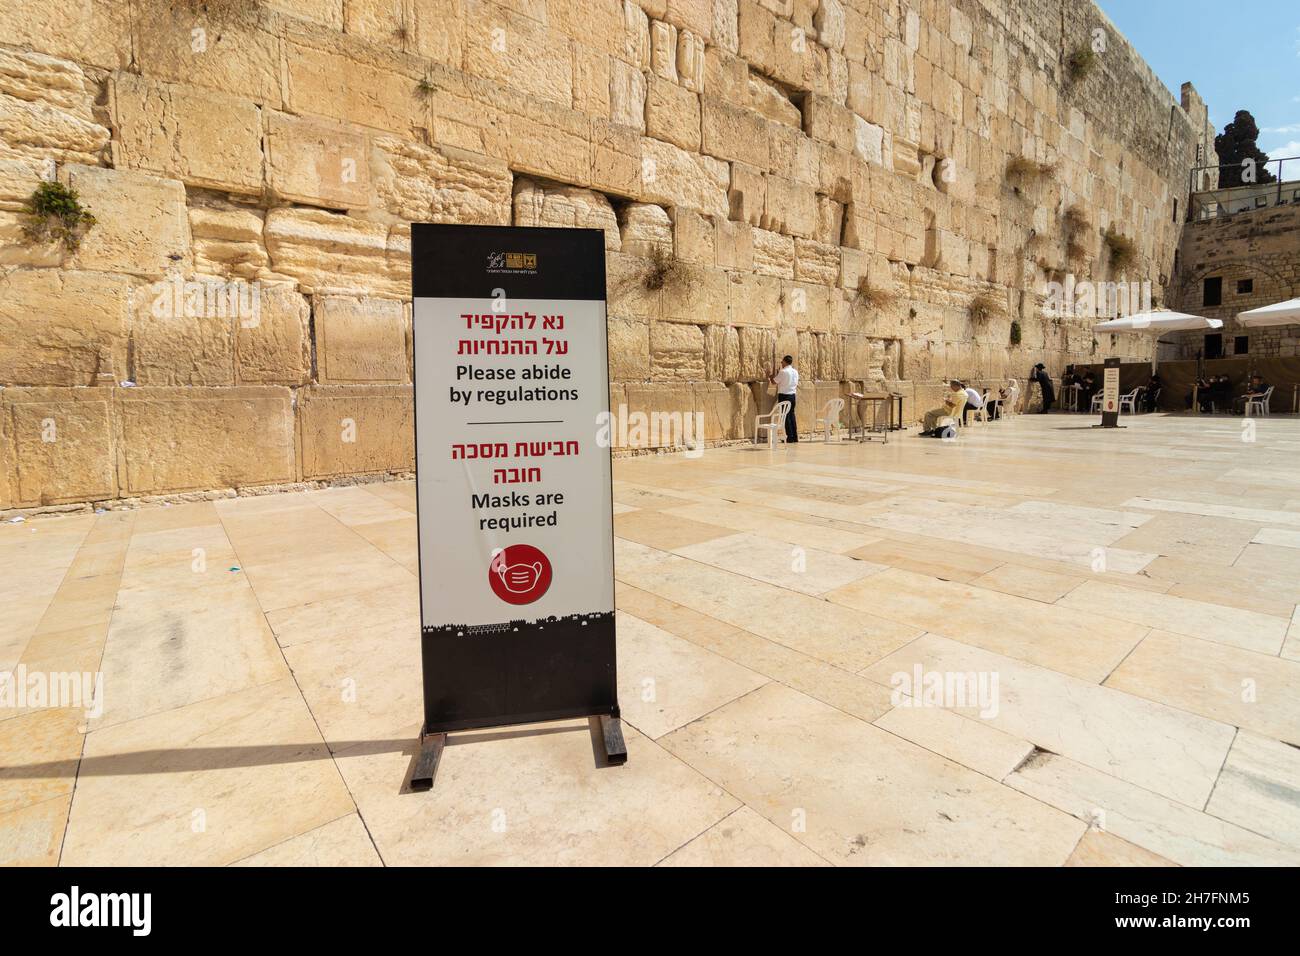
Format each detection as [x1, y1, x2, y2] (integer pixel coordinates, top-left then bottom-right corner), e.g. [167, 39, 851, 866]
[754, 400, 793, 447]
[970, 390, 992, 425]
[1090, 392, 1104, 413]
[1245, 386, 1274, 417]
[1118, 388, 1141, 414]
[815, 398, 845, 442]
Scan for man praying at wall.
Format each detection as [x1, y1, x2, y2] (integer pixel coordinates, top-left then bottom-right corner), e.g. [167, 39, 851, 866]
[768, 355, 800, 443]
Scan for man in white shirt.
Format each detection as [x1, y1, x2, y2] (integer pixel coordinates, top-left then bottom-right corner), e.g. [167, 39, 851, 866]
[961, 383, 984, 425]
[768, 355, 800, 443]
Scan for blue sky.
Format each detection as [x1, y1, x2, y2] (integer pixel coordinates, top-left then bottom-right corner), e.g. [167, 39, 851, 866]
[1096, 0, 1300, 166]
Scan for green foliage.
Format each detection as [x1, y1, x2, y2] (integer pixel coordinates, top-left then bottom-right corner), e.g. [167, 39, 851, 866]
[1066, 45, 1097, 84]
[855, 277, 895, 309]
[642, 244, 679, 291]
[1010, 320, 1022, 346]
[969, 292, 1002, 323]
[22, 181, 96, 252]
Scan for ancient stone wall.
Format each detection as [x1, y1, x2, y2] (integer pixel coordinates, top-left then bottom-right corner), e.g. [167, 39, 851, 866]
[1170, 202, 1300, 359]
[0, 0, 1211, 510]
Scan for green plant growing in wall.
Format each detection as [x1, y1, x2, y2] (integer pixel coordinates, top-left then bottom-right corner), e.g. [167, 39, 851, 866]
[1010, 320, 1022, 346]
[22, 181, 96, 252]
[416, 75, 437, 97]
[1066, 45, 1097, 84]
[1103, 226, 1137, 272]
[855, 277, 895, 309]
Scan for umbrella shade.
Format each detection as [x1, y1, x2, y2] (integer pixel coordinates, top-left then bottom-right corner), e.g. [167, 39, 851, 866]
[1237, 298, 1300, 328]
[1092, 312, 1223, 333]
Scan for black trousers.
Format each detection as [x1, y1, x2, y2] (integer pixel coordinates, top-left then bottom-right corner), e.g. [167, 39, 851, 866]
[778, 393, 798, 442]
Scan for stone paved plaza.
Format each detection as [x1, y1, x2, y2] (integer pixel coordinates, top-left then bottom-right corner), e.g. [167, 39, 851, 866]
[3, 411, 1300, 866]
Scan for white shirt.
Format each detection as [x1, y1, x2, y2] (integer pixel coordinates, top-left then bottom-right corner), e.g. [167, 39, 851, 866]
[964, 387, 984, 408]
[774, 366, 799, 394]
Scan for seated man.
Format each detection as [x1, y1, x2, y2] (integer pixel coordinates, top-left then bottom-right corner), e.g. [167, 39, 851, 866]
[987, 386, 1009, 420]
[1144, 373, 1162, 412]
[961, 383, 985, 424]
[1235, 374, 1270, 414]
[920, 381, 967, 435]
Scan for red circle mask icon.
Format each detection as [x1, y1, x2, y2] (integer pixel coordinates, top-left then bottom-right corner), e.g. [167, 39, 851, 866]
[488, 544, 552, 605]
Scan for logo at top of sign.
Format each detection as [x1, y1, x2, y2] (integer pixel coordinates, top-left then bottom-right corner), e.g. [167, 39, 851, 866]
[488, 544, 552, 605]
[486, 251, 538, 275]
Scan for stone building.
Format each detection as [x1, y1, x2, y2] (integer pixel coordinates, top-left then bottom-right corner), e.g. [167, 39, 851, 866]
[0, 0, 1216, 510]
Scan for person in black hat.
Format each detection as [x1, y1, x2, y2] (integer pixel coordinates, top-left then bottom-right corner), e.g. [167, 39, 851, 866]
[1031, 364, 1055, 413]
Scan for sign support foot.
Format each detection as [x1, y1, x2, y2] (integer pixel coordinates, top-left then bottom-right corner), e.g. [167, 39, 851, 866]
[599, 715, 628, 766]
[409, 728, 446, 792]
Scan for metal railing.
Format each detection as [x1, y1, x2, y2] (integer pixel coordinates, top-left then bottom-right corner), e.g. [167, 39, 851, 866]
[1188, 156, 1300, 221]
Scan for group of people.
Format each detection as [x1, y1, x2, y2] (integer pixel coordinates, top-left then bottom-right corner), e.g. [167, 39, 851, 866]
[919, 381, 1011, 436]
[1184, 373, 1271, 414]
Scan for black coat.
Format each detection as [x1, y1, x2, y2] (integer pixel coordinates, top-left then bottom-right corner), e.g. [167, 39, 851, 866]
[1033, 369, 1055, 402]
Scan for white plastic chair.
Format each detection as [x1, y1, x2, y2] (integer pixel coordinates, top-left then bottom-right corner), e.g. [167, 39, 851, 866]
[1245, 386, 1274, 417]
[815, 398, 845, 442]
[969, 390, 992, 425]
[754, 400, 793, 447]
[1118, 388, 1141, 414]
[1005, 380, 1020, 416]
[1090, 392, 1104, 413]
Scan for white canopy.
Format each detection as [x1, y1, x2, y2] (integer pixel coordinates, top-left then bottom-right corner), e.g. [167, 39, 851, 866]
[1092, 311, 1223, 334]
[1237, 298, 1300, 328]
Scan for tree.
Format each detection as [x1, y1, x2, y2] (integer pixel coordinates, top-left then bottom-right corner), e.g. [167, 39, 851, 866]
[1214, 110, 1276, 187]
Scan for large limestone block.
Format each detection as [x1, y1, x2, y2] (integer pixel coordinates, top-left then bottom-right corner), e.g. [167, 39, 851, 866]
[608, 317, 650, 381]
[671, 208, 715, 264]
[748, 72, 801, 127]
[297, 384, 414, 478]
[735, 324, 776, 379]
[132, 3, 283, 107]
[131, 276, 237, 386]
[264, 208, 409, 298]
[715, 218, 753, 270]
[0, 209, 65, 267]
[0, 269, 133, 386]
[116, 386, 296, 494]
[267, 112, 370, 209]
[727, 162, 765, 225]
[639, 137, 729, 216]
[666, 0, 713, 39]
[691, 381, 736, 440]
[513, 178, 620, 251]
[59, 165, 191, 279]
[676, 29, 706, 92]
[607, 252, 663, 320]
[660, 263, 730, 325]
[762, 174, 817, 238]
[0, 1, 131, 71]
[412, 0, 466, 66]
[0, 156, 48, 213]
[728, 272, 782, 328]
[0, 51, 109, 166]
[573, 42, 613, 117]
[618, 202, 673, 256]
[645, 76, 701, 151]
[650, 321, 707, 380]
[110, 74, 262, 195]
[794, 237, 839, 285]
[462, 0, 572, 104]
[237, 283, 312, 386]
[768, 122, 819, 185]
[189, 204, 271, 279]
[752, 227, 795, 278]
[703, 323, 739, 381]
[620, 0, 652, 67]
[285, 40, 424, 137]
[814, 0, 845, 51]
[712, 0, 740, 53]
[590, 118, 642, 195]
[4, 387, 115, 506]
[315, 295, 409, 385]
[650, 21, 679, 82]
[550, 0, 626, 56]
[610, 59, 648, 132]
[804, 95, 855, 152]
[700, 98, 767, 167]
[371, 137, 512, 224]
[505, 97, 591, 187]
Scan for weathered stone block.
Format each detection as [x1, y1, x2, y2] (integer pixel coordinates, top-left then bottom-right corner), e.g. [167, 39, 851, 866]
[0, 49, 108, 165]
[267, 111, 370, 209]
[677, 29, 706, 91]
[117, 386, 295, 494]
[133, 4, 283, 107]
[513, 178, 620, 250]
[610, 59, 648, 131]
[60, 165, 191, 279]
[315, 295, 409, 384]
[4, 387, 115, 506]
[650, 320, 706, 380]
[752, 227, 795, 278]
[190, 204, 270, 279]
[715, 218, 753, 270]
[661, 262, 730, 324]
[372, 137, 512, 224]
[671, 208, 715, 263]
[619, 202, 674, 256]
[728, 162, 766, 224]
[608, 317, 650, 381]
[264, 208, 409, 298]
[237, 283, 312, 386]
[645, 75, 701, 151]
[111, 74, 262, 195]
[462, 0, 573, 104]
[762, 174, 817, 238]
[131, 276, 236, 386]
[650, 20, 679, 82]
[794, 237, 839, 285]
[640, 137, 729, 216]
[0, 268, 133, 386]
[297, 384, 414, 478]
[700, 97, 767, 167]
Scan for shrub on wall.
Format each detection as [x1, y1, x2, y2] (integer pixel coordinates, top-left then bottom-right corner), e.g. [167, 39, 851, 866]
[1103, 227, 1137, 272]
[1066, 46, 1097, 84]
[22, 181, 96, 252]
